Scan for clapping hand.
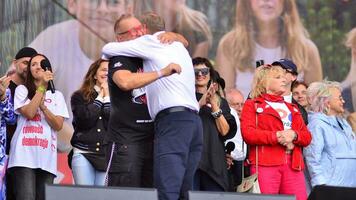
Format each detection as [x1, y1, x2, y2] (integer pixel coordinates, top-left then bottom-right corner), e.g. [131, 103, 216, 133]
[0, 76, 11, 101]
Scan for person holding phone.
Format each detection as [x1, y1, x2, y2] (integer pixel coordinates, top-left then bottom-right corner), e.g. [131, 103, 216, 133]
[193, 57, 236, 191]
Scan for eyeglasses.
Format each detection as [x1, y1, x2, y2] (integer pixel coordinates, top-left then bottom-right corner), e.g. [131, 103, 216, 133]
[116, 24, 146, 36]
[88, 0, 123, 7]
[333, 95, 345, 102]
[194, 68, 210, 76]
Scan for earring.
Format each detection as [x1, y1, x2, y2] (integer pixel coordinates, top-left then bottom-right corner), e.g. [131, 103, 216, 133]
[323, 106, 330, 114]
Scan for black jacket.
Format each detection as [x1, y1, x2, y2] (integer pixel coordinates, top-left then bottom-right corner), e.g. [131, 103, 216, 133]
[292, 98, 308, 125]
[70, 91, 110, 154]
[196, 93, 237, 191]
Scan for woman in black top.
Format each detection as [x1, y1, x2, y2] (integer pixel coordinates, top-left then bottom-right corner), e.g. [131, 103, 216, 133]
[192, 57, 237, 191]
[70, 59, 110, 185]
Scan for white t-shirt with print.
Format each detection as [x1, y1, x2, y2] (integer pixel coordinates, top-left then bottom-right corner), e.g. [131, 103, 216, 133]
[266, 101, 292, 130]
[8, 85, 69, 175]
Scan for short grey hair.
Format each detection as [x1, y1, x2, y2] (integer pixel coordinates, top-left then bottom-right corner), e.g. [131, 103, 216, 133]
[307, 80, 342, 113]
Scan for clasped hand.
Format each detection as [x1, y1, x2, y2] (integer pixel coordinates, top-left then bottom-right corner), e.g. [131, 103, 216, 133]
[277, 130, 296, 150]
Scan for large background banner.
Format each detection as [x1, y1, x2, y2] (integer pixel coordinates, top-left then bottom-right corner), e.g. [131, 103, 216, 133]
[0, 0, 356, 183]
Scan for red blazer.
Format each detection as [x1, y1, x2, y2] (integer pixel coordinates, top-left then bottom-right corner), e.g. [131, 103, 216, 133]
[240, 95, 312, 171]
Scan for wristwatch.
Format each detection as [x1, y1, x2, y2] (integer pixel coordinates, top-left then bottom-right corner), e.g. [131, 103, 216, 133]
[211, 109, 223, 119]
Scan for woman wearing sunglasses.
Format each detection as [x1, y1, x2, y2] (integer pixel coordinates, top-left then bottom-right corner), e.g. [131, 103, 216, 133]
[192, 57, 237, 191]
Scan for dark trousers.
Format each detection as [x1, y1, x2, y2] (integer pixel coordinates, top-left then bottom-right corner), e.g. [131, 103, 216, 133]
[6, 170, 15, 200]
[229, 160, 243, 190]
[8, 167, 55, 200]
[107, 141, 153, 188]
[154, 111, 203, 200]
[193, 169, 224, 191]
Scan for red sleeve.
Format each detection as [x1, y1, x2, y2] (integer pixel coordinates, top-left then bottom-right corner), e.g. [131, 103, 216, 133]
[292, 113, 312, 147]
[240, 99, 279, 145]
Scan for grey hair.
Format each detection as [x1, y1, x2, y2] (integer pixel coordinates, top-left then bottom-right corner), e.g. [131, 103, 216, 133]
[307, 80, 342, 113]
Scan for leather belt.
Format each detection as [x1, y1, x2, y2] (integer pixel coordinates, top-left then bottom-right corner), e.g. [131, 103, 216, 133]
[156, 106, 198, 120]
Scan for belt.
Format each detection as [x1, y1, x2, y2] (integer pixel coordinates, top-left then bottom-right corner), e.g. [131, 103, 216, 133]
[156, 106, 198, 120]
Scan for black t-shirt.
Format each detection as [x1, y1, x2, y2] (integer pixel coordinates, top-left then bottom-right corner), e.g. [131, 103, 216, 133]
[105, 56, 154, 144]
[6, 80, 18, 154]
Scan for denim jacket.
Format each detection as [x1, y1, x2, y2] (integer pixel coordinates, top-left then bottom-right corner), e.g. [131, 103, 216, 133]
[304, 112, 356, 187]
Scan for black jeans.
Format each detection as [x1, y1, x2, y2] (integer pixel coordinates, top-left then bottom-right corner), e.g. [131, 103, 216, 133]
[8, 167, 55, 200]
[107, 141, 153, 187]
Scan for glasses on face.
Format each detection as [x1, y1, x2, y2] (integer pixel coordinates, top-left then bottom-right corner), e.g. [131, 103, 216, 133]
[88, 0, 123, 7]
[231, 102, 244, 108]
[116, 24, 146, 36]
[194, 68, 210, 76]
[334, 95, 345, 102]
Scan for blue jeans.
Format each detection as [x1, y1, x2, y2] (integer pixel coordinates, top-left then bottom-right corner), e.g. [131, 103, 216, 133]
[154, 111, 203, 200]
[71, 152, 106, 186]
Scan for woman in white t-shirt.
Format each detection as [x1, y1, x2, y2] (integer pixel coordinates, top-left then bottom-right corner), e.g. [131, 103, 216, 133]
[216, 0, 322, 98]
[8, 54, 69, 200]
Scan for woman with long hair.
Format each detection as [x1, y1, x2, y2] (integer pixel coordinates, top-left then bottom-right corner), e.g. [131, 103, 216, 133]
[240, 64, 311, 200]
[341, 27, 356, 112]
[8, 54, 69, 200]
[153, 0, 212, 57]
[304, 81, 356, 188]
[193, 57, 236, 191]
[216, 0, 322, 99]
[70, 59, 109, 186]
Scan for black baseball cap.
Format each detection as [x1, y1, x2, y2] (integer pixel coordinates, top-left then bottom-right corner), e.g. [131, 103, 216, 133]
[15, 47, 37, 60]
[272, 58, 298, 75]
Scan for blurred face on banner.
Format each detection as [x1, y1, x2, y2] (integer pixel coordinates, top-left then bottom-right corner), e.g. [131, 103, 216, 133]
[152, 0, 185, 29]
[250, 0, 284, 23]
[68, 0, 132, 42]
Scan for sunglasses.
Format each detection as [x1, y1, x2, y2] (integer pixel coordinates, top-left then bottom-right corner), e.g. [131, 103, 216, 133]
[194, 68, 210, 76]
[116, 24, 146, 36]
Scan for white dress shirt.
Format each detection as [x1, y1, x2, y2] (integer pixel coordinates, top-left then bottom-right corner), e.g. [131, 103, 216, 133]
[102, 32, 199, 119]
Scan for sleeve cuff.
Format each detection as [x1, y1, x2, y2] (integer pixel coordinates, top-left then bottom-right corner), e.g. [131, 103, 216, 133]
[93, 99, 103, 107]
[271, 131, 279, 144]
[312, 176, 327, 187]
[103, 96, 110, 103]
[95, 96, 104, 102]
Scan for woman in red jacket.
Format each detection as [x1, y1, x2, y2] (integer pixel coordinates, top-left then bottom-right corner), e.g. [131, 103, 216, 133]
[240, 64, 311, 200]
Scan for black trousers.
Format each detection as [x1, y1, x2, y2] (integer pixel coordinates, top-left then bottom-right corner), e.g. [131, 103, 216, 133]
[8, 167, 55, 200]
[106, 141, 153, 188]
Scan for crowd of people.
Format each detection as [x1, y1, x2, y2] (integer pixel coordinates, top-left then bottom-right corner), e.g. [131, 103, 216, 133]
[1, 2, 356, 200]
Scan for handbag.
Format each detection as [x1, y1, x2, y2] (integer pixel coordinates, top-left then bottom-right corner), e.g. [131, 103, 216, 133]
[237, 104, 261, 193]
[236, 146, 260, 193]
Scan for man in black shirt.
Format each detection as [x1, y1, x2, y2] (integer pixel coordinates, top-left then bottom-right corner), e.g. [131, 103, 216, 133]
[6, 47, 37, 200]
[105, 14, 183, 187]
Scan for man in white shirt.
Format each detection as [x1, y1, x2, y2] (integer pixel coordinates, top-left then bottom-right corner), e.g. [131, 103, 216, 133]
[102, 12, 203, 200]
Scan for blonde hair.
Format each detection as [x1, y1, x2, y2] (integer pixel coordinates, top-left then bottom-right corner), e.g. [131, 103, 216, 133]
[345, 28, 356, 48]
[176, 5, 212, 47]
[250, 65, 286, 99]
[307, 80, 341, 113]
[219, 0, 310, 72]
